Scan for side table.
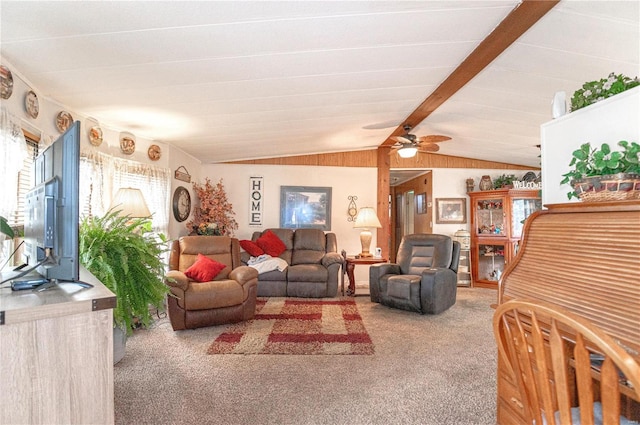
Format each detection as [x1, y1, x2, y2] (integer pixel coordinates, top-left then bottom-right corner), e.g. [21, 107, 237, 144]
[341, 251, 387, 296]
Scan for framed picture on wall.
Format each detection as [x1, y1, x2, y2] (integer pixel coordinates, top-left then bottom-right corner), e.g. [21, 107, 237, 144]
[416, 192, 427, 214]
[435, 198, 466, 224]
[280, 186, 332, 230]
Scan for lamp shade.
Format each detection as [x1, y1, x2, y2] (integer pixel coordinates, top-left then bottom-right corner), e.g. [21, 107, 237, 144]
[109, 187, 151, 218]
[354, 207, 382, 229]
[397, 146, 417, 158]
[353, 207, 381, 258]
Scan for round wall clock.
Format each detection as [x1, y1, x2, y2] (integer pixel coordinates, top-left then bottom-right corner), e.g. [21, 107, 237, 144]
[172, 186, 191, 222]
[25, 90, 39, 119]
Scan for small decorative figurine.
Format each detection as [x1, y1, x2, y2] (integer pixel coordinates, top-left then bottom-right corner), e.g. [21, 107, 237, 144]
[466, 178, 474, 193]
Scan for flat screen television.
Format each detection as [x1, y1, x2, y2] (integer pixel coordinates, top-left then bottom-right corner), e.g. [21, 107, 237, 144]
[23, 121, 81, 284]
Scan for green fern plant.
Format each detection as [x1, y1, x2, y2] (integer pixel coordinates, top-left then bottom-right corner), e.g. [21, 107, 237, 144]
[79, 210, 169, 334]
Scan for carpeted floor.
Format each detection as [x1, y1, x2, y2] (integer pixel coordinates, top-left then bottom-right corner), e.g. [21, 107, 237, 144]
[114, 287, 498, 425]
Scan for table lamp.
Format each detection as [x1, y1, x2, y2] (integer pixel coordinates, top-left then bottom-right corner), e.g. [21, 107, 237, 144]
[353, 207, 382, 258]
[109, 187, 151, 218]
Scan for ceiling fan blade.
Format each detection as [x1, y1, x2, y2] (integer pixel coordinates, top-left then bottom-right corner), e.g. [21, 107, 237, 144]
[418, 135, 451, 144]
[392, 135, 413, 144]
[417, 144, 440, 153]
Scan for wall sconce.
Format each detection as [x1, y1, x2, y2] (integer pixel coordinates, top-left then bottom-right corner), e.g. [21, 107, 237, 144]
[347, 195, 358, 222]
[109, 187, 151, 218]
[353, 207, 382, 258]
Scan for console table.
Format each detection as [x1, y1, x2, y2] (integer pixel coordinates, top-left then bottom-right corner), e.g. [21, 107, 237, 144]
[341, 252, 387, 296]
[0, 267, 116, 424]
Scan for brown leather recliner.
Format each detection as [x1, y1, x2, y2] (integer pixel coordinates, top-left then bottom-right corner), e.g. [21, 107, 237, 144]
[369, 234, 460, 314]
[165, 236, 258, 330]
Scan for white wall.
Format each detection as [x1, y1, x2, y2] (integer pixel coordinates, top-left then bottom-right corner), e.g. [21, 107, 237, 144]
[201, 163, 378, 250]
[2, 58, 169, 167]
[166, 147, 201, 239]
[200, 163, 378, 284]
[540, 86, 640, 205]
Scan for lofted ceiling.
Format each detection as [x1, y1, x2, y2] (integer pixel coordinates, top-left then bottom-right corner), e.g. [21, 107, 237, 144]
[1, 1, 638, 168]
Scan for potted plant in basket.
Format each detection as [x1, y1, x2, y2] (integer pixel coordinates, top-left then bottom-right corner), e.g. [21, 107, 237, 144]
[560, 140, 640, 201]
[79, 209, 169, 361]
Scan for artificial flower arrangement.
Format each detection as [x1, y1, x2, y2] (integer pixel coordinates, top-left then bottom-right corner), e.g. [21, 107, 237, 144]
[186, 178, 238, 236]
[570, 72, 639, 112]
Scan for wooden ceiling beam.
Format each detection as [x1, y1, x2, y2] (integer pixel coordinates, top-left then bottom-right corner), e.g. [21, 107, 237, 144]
[380, 0, 560, 147]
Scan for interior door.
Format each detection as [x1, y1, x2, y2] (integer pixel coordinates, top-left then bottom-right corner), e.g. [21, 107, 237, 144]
[390, 171, 433, 262]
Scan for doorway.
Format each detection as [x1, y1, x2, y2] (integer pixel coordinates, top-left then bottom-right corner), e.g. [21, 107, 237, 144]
[389, 170, 432, 262]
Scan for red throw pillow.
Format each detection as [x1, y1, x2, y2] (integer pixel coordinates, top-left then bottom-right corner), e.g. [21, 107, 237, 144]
[256, 230, 287, 257]
[240, 239, 264, 257]
[184, 254, 226, 282]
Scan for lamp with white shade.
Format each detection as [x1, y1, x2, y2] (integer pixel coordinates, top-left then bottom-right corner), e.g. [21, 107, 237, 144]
[353, 207, 382, 258]
[109, 187, 151, 218]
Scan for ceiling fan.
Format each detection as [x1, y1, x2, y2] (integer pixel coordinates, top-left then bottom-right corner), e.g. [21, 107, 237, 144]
[390, 125, 451, 158]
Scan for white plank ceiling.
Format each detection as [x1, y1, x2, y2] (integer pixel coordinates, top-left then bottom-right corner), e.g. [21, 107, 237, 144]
[1, 1, 638, 167]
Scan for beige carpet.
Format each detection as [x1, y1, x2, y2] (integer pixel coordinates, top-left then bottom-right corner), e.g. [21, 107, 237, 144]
[207, 298, 374, 355]
[114, 288, 498, 425]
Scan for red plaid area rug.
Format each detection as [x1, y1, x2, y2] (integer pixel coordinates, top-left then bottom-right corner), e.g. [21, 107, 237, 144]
[207, 298, 374, 355]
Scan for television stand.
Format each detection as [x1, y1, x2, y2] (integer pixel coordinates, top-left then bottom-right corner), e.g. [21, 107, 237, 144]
[36, 278, 94, 292]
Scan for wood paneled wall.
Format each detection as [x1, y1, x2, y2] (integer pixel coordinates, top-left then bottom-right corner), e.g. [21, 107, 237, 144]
[227, 148, 537, 260]
[226, 149, 538, 170]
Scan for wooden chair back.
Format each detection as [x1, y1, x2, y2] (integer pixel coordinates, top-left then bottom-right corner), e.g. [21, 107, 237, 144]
[493, 299, 640, 425]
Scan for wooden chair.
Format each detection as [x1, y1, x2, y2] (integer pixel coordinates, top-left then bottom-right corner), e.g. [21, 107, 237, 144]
[493, 299, 640, 425]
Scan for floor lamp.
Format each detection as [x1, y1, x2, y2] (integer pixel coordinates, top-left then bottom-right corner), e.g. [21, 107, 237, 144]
[353, 207, 382, 258]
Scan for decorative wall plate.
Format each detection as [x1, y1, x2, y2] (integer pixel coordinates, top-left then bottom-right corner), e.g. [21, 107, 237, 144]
[0, 65, 13, 99]
[25, 90, 39, 119]
[148, 144, 161, 161]
[56, 111, 74, 133]
[89, 126, 103, 146]
[119, 132, 136, 155]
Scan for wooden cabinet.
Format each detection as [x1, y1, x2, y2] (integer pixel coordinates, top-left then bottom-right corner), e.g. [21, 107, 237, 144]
[468, 189, 541, 289]
[0, 267, 116, 424]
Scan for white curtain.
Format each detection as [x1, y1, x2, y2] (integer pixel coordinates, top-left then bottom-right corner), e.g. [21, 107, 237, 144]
[0, 107, 27, 264]
[80, 151, 171, 236]
[0, 107, 27, 220]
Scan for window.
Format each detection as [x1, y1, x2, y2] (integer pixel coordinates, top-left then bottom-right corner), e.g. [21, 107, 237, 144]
[79, 152, 171, 236]
[11, 137, 39, 228]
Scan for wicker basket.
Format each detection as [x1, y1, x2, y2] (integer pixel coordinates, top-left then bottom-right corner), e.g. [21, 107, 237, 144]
[572, 173, 640, 202]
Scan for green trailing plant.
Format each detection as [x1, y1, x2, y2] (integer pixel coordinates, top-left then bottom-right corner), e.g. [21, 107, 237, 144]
[571, 72, 640, 111]
[560, 140, 640, 199]
[79, 209, 169, 334]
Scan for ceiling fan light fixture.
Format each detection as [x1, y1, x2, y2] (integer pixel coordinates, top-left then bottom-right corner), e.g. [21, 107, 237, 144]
[398, 146, 417, 158]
